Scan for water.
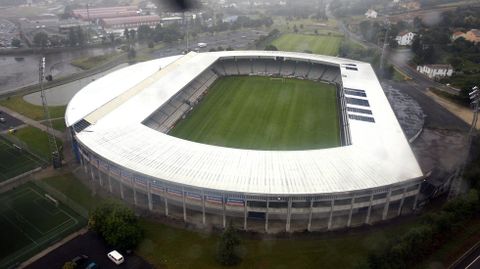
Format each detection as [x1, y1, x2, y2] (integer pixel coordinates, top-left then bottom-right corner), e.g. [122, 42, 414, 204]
[0, 47, 116, 93]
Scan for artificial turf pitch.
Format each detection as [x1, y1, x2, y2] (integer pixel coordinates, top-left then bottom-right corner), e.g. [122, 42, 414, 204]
[169, 76, 340, 150]
[271, 33, 343, 56]
[0, 139, 44, 182]
[0, 183, 86, 268]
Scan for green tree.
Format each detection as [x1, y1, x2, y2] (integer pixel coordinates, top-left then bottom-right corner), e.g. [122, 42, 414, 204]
[75, 27, 86, 47]
[68, 28, 77, 46]
[33, 32, 48, 47]
[217, 223, 241, 266]
[137, 25, 152, 41]
[89, 202, 143, 250]
[11, 38, 21, 47]
[108, 33, 115, 44]
[129, 29, 136, 41]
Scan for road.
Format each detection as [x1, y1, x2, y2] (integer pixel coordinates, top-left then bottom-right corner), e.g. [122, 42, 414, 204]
[451, 242, 480, 269]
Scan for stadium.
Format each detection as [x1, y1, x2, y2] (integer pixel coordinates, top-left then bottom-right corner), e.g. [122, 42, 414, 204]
[65, 51, 424, 232]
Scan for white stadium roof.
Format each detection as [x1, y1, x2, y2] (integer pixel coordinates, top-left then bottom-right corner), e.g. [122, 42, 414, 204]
[66, 51, 423, 195]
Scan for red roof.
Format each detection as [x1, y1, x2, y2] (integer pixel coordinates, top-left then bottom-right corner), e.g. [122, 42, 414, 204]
[101, 15, 161, 26]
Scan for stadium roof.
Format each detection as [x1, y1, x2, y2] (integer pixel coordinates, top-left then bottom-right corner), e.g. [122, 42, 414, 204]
[66, 51, 423, 195]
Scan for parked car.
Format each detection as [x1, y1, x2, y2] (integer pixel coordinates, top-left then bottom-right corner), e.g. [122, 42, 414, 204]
[107, 250, 124, 265]
[85, 261, 98, 269]
[72, 255, 89, 267]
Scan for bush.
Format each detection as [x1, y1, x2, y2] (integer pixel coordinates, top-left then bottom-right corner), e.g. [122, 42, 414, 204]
[217, 223, 241, 266]
[89, 202, 143, 250]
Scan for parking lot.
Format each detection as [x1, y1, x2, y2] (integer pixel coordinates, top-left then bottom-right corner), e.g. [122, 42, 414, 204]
[0, 109, 24, 132]
[25, 231, 153, 269]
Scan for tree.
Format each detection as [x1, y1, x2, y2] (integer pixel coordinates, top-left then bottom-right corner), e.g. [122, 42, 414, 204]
[89, 202, 143, 250]
[11, 38, 21, 47]
[217, 223, 241, 266]
[75, 27, 86, 47]
[129, 29, 136, 41]
[108, 33, 115, 45]
[33, 32, 48, 47]
[68, 28, 78, 46]
[265, 44, 278, 51]
[137, 25, 152, 42]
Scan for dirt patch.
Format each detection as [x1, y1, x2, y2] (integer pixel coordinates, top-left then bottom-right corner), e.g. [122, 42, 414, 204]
[425, 89, 480, 129]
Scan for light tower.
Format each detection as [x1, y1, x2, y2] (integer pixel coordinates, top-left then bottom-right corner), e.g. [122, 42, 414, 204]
[448, 85, 479, 198]
[39, 57, 62, 168]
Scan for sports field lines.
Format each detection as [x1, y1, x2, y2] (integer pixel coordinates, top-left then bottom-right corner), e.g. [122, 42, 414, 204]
[170, 76, 340, 150]
[0, 184, 84, 268]
[271, 33, 343, 56]
[0, 139, 43, 182]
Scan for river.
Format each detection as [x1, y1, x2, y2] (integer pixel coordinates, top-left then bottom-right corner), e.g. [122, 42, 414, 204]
[0, 47, 116, 93]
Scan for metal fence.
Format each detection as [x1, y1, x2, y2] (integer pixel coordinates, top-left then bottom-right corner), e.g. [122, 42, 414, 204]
[32, 179, 89, 219]
[0, 133, 48, 167]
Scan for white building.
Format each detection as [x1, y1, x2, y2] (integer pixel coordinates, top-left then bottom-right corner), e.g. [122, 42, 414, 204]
[365, 9, 378, 19]
[66, 51, 424, 233]
[416, 64, 453, 79]
[395, 31, 416, 46]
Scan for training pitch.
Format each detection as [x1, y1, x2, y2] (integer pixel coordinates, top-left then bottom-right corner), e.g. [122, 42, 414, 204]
[0, 139, 44, 182]
[169, 76, 340, 150]
[0, 183, 86, 268]
[271, 33, 343, 56]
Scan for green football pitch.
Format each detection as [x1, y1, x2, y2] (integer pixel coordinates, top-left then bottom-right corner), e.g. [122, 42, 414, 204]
[0, 139, 44, 182]
[271, 33, 343, 56]
[169, 76, 340, 150]
[0, 183, 86, 268]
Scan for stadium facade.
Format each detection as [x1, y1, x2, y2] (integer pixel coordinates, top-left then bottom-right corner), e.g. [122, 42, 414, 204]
[65, 51, 424, 232]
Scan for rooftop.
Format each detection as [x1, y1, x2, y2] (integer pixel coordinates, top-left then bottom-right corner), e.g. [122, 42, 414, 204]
[66, 51, 423, 195]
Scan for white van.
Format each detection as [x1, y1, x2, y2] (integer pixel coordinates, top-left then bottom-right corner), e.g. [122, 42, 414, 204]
[107, 250, 124, 265]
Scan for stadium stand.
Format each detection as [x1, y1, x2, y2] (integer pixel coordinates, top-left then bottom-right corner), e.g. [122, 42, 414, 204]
[145, 57, 342, 133]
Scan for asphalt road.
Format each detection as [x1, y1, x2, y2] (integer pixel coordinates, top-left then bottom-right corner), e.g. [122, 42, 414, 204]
[26, 231, 153, 269]
[387, 81, 468, 131]
[452, 242, 480, 269]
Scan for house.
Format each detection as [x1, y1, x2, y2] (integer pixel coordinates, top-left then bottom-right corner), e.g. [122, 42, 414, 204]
[451, 31, 466, 41]
[416, 64, 453, 79]
[365, 9, 378, 19]
[400, 1, 421, 10]
[464, 29, 480, 44]
[395, 31, 416, 46]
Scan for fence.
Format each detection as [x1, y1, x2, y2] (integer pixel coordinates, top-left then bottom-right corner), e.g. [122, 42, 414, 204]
[0, 133, 49, 167]
[32, 179, 89, 219]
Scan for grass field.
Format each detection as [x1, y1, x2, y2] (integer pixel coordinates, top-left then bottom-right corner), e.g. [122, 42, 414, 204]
[42, 118, 67, 132]
[43, 174, 104, 211]
[42, 174, 480, 269]
[0, 183, 86, 268]
[0, 96, 66, 121]
[71, 52, 121, 70]
[271, 33, 343, 56]
[0, 139, 44, 182]
[8, 126, 63, 161]
[169, 76, 340, 150]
